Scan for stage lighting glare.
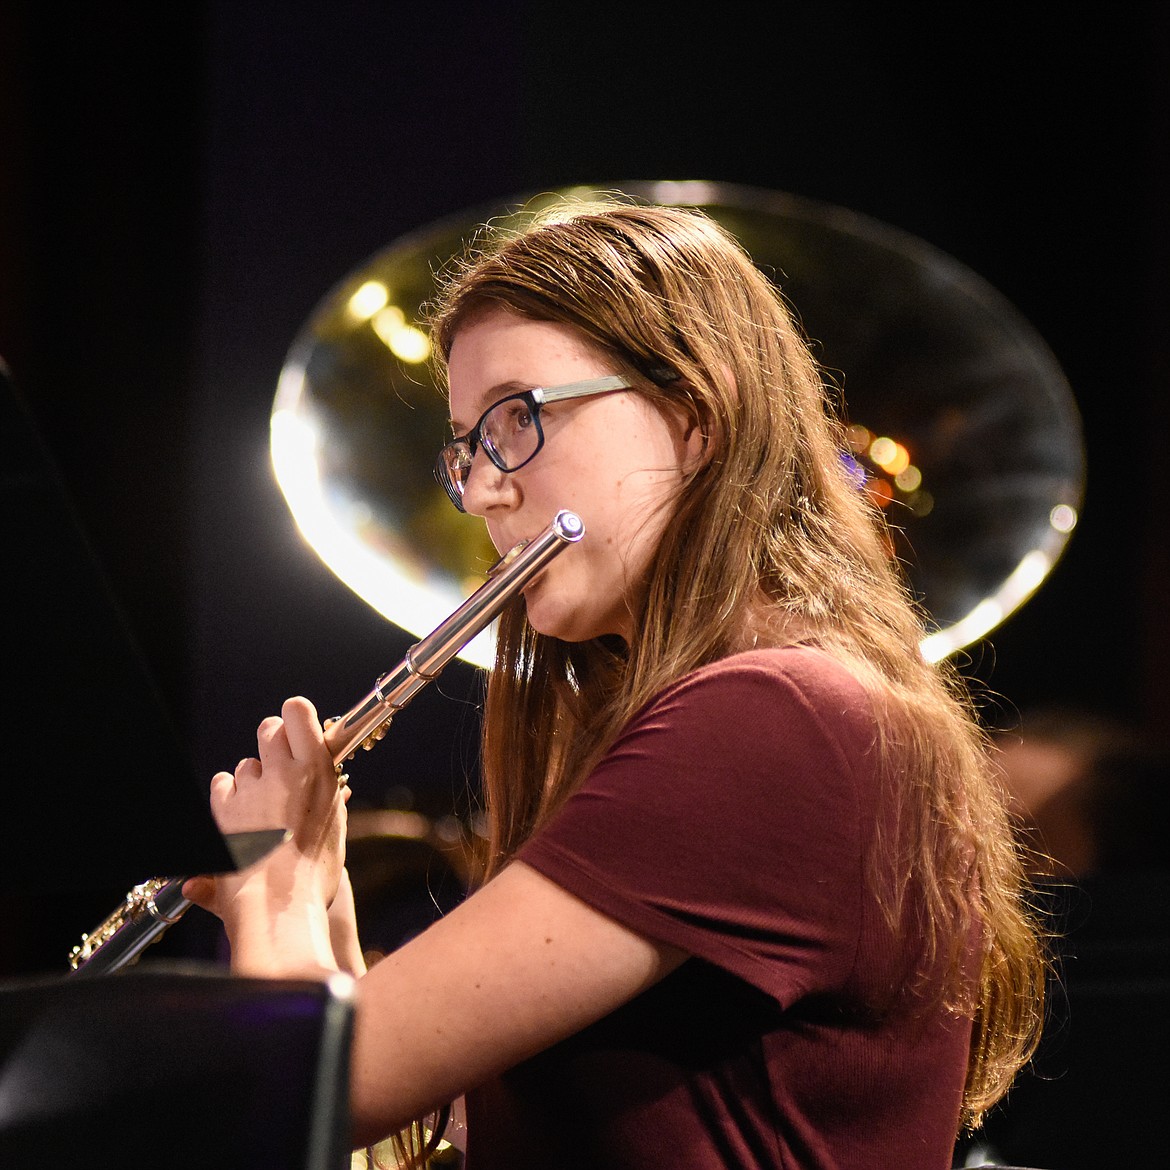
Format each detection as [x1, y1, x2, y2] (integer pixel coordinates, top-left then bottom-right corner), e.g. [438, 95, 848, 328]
[895, 465, 922, 492]
[845, 424, 871, 453]
[866, 477, 894, 507]
[868, 436, 911, 476]
[347, 280, 389, 321]
[389, 325, 431, 364]
[372, 306, 431, 364]
[650, 179, 720, 205]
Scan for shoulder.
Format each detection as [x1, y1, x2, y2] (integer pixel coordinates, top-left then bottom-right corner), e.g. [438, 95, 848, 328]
[684, 644, 870, 701]
[569, 646, 880, 832]
[620, 646, 877, 765]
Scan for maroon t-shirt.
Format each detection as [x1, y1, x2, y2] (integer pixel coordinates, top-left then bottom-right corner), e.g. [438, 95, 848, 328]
[464, 648, 972, 1169]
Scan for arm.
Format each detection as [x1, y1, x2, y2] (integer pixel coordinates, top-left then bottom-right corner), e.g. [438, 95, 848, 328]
[186, 697, 687, 1147]
[348, 858, 685, 1146]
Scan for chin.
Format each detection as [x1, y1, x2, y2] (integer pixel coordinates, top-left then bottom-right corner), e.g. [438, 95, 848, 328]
[521, 570, 629, 643]
[523, 599, 623, 644]
[522, 591, 591, 642]
[524, 607, 589, 642]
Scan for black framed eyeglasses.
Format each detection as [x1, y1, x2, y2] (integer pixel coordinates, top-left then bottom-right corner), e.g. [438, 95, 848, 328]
[434, 374, 632, 511]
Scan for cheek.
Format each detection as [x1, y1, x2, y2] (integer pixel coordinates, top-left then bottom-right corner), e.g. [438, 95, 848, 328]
[573, 502, 670, 609]
[614, 470, 682, 555]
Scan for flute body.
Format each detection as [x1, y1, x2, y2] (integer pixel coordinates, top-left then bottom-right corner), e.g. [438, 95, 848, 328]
[69, 510, 584, 975]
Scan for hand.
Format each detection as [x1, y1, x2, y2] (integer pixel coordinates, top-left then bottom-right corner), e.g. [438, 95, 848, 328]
[184, 697, 349, 969]
[328, 868, 368, 976]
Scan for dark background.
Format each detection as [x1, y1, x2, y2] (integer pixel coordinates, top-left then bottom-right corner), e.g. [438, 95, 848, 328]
[1, 4, 1167, 976]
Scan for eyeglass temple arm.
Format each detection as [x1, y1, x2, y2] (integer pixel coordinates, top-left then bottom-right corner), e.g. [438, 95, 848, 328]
[532, 375, 632, 406]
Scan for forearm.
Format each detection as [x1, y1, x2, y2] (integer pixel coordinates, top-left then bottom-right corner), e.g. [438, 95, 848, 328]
[222, 867, 341, 979]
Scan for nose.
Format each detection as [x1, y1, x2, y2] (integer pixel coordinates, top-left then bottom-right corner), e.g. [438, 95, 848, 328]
[459, 447, 518, 517]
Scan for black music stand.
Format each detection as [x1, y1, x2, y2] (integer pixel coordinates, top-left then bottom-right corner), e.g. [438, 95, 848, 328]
[0, 965, 355, 1169]
[0, 358, 235, 896]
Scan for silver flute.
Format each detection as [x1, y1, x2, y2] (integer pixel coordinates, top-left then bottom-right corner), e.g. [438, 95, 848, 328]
[69, 509, 585, 975]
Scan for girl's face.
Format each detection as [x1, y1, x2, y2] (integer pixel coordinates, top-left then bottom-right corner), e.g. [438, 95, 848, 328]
[446, 309, 700, 644]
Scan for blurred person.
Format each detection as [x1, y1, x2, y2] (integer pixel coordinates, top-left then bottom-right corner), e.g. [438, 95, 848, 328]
[995, 705, 1169, 881]
[955, 708, 1170, 1168]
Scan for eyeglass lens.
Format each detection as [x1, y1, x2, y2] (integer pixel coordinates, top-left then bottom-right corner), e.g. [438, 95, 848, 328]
[438, 393, 542, 504]
[480, 395, 539, 470]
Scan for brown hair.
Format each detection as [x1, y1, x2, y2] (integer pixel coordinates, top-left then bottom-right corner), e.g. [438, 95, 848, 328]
[429, 198, 1044, 1128]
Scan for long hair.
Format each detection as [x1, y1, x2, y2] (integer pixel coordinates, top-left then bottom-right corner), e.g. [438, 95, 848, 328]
[428, 199, 1044, 1128]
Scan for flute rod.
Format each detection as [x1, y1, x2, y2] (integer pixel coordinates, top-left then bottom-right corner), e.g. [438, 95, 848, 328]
[69, 509, 584, 974]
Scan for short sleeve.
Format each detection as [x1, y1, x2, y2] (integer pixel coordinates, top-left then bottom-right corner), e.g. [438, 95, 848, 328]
[516, 647, 881, 1006]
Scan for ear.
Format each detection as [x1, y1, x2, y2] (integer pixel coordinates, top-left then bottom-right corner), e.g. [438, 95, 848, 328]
[657, 385, 712, 476]
[680, 365, 734, 474]
[656, 401, 709, 476]
[679, 410, 709, 475]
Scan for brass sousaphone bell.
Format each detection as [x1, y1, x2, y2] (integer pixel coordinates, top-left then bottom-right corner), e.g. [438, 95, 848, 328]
[272, 180, 1085, 667]
[274, 180, 1087, 958]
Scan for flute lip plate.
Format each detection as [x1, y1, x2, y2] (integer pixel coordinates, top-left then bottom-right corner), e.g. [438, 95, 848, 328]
[487, 539, 528, 578]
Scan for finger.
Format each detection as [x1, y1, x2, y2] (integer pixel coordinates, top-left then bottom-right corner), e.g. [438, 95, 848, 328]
[255, 714, 291, 770]
[232, 757, 261, 786]
[209, 770, 236, 810]
[182, 875, 218, 911]
[281, 695, 326, 761]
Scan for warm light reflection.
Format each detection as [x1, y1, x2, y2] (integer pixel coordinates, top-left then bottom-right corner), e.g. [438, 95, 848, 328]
[371, 306, 431, 364]
[391, 325, 431, 363]
[846, 424, 871, 453]
[371, 304, 404, 334]
[895, 465, 922, 492]
[868, 436, 910, 476]
[844, 427, 930, 517]
[888, 443, 911, 476]
[347, 281, 389, 322]
[650, 179, 719, 206]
